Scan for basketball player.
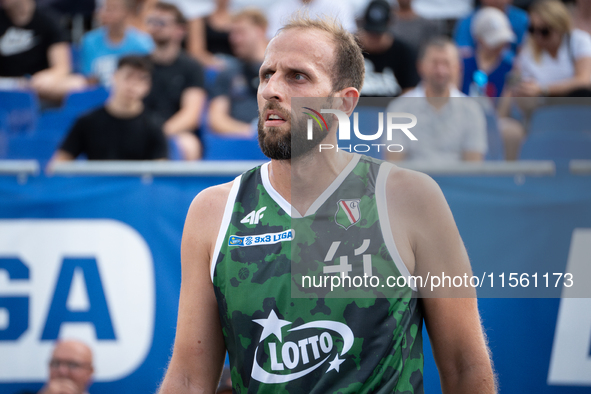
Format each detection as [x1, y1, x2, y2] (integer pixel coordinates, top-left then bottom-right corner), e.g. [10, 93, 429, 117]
[158, 16, 495, 393]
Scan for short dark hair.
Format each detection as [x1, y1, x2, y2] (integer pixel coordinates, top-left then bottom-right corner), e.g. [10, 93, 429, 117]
[154, 2, 187, 26]
[417, 36, 458, 61]
[117, 55, 153, 73]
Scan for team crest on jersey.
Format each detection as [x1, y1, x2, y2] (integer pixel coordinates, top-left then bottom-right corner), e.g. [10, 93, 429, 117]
[335, 199, 361, 230]
[251, 310, 353, 384]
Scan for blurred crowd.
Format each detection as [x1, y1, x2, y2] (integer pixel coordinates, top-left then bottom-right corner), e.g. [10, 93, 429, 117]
[1, 0, 590, 164]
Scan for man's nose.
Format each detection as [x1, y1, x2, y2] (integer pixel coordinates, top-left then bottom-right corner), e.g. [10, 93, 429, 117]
[435, 64, 449, 75]
[260, 73, 284, 102]
[57, 363, 70, 376]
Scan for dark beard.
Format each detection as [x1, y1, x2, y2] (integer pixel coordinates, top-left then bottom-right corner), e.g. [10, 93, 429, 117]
[258, 100, 332, 160]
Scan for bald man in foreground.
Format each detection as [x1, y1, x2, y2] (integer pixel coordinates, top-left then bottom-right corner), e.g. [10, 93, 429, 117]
[39, 340, 94, 394]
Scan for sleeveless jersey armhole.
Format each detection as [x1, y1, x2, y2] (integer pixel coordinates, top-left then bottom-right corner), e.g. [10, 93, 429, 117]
[375, 162, 417, 291]
[210, 175, 242, 282]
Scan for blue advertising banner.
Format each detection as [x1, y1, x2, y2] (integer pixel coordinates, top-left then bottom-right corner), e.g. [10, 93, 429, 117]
[0, 168, 590, 393]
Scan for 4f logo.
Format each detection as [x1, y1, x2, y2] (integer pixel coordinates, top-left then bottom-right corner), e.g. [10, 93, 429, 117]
[241, 206, 267, 225]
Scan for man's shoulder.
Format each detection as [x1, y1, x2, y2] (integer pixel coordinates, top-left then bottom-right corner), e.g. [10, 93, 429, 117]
[384, 165, 445, 217]
[186, 181, 237, 228]
[390, 37, 414, 53]
[221, 55, 246, 74]
[0, 8, 10, 27]
[454, 13, 473, 34]
[32, 6, 63, 32]
[176, 52, 204, 70]
[124, 27, 154, 48]
[125, 26, 151, 40]
[507, 5, 529, 23]
[81, 27, 106, 46]
[399, 85, 424, 98]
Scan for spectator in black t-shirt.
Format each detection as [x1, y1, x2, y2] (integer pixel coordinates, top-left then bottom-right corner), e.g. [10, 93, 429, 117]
[144, 2, 206, 161]
[358, 0, 420, 97]
[207, 8, 268, 136]
[0, 0, 86, 101]
[49, 55, 167, 164]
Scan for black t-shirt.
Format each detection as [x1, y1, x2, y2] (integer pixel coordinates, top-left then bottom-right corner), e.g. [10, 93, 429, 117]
[209, 57, 261, 123]
[205, 17, 232, 56]
[60, 106, 168, 160]
[0, 6, 67, 76]
[360, 38, 420, 97]
[144, 52, 205, 128]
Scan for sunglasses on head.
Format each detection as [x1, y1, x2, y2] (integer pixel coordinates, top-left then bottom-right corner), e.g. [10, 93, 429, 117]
[528, 25, 551, 37]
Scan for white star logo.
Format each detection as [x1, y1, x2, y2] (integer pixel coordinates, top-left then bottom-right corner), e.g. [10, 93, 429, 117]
[325, 355, 345, 373]
[326, 354, 345, 372]
[253, 310, 291, 343]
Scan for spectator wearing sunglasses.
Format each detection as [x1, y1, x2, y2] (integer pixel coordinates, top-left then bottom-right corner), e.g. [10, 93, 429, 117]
[513, 0, 591, 97]
[38, 340, 94, 394]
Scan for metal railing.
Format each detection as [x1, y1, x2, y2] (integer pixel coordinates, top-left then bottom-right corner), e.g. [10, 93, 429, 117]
[570, 160, 591, 175]
[0, 160, 562, 178]
[47, 160, 267, 177]
[395, 160, 555, 176]
[0, 160, 39, 183]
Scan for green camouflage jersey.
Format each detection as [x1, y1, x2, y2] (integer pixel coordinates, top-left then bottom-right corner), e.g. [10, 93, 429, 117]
[211, 154, 423, 393]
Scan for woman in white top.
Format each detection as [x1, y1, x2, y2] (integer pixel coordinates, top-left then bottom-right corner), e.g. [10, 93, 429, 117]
[513, 0, 591, 97]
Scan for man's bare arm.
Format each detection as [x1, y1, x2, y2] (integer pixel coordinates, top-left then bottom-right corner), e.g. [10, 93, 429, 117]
[50, 150, 75, 163]
[163, 87, 206, 136]
[45, 42, 72, 76]
[388, 169, 495, 393]
[208, 96, 253, 135]
[385, 151, 406, 162]
[158, 182, 232, 393]
[462, 151, 484, 161]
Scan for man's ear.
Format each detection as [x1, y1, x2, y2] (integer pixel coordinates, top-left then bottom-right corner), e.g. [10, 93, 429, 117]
[335, 87, 359, 116]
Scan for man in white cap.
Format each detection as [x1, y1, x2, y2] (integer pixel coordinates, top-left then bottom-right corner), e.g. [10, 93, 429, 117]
[461, 7, 516, 98]
[460, 7, 524, 161]
[454, 0, 528, 58]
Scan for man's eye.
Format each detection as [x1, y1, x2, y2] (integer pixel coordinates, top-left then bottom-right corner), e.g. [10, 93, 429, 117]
[262, 72, 272, 80]
[294, 74, 305, 81]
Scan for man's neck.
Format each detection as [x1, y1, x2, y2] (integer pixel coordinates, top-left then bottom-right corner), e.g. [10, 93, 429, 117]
[476, 46, 501, 72]
[268, 144, 354, 216]
[105, 96, 144, 118]
[5, 0, 35, 26]
[424, 84, 451, 109]
[151, 43, 181, 64]
[424, 83, 450, 98]
[107, 23, 127, 44]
